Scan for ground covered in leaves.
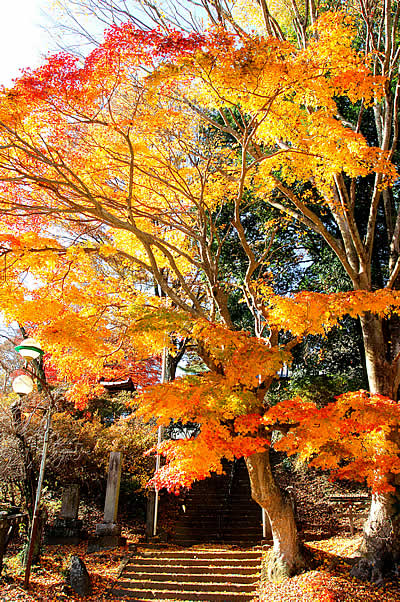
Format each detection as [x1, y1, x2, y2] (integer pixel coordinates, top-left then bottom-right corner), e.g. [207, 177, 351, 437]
[0, 521, 141, 601]
[1, 541, 128, 601]
[2, 534, 400, 601]
[273, 456, 369, 539]
[260, 536, 400, 602]
[0, 502, 141, 602]
[1, 467, 400, 601]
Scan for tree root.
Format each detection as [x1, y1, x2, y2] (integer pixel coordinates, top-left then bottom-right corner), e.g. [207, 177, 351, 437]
[350, 556, 389, 585]
[261, 546, 307, 582]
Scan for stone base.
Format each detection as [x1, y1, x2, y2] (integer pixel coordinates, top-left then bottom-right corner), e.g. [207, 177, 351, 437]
[95, 522, 121, 537]
[87, 534, 127, 553]
[86, 522, 125, 552]
[49, 535, 87, 545]
[45, 518, 87, 545]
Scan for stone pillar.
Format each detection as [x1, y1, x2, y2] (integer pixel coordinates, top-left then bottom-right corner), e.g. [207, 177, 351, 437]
[103, 452, 122, 524]
[88, 452, 126, 552]
[146, 490, 155, 540]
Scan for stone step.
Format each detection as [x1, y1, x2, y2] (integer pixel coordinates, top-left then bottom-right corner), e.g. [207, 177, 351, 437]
[123, 571, 259, 584]
[124, 565, 260, 576]
[171, 536, 262, 542]
[111, 586, 257, 601]
[176, 522, 262, 536]
[178, 516, 257, 521]
[174, 525, 261, 533]
[170, 542, 266, 549]
[183, 498, 257, 505]
[171, 535, 261, 540]
[180, 502, 257, 509]
[118, 579, 257, 593]
[173, 518, 261, 525]
[177, 518, 261, 526]
[179, 505, 260, 511]
[170, 542, 262, 548]
[171, 540, 262, 546]
[181, 503, 225, 509]
[134, 557, 261, 567]
[185, 487, 256, 493]
[191, 508, 258, 513]
[140, 542, 260, 550]
[142, 548, 261, 561]
[170, 543, 262, 549]
[181, 512, 261, 519]
[131, 561, 261, 570]
[174, 524, 262, 539]
[177, 511, 261, 518]
[140, 549, 261, 560]
[175, 516, 261, 522]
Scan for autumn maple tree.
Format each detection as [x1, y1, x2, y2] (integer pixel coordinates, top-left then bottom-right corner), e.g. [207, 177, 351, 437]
[0, 0, 400, 580]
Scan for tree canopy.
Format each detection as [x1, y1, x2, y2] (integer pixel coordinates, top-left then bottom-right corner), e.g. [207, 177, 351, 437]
[1, 0, 400, 579]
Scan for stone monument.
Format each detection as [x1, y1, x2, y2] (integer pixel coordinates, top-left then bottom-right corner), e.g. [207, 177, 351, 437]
[88, 452, 126, 552]
[67, 555, 92, 596]
[46, 484, 86, 544]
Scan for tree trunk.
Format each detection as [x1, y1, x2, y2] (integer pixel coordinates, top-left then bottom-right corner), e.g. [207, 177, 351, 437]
[359, 313, 393, 396]
[352, 313, 400, 580]
[351, 490, 400, 582]
[245, 449, 305, 580]
[10, 399, 37, 522]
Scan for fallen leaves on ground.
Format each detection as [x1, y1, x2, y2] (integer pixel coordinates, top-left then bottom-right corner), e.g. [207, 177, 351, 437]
[2, 534, 400, 601]
[0, 531, 137, 601]
[259, 536, 400, 602]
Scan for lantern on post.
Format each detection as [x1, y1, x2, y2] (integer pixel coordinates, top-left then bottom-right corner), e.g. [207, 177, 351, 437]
[13, 336, 51, 590]
[12, 374, 34, 395]
[15, 338, 44, 362]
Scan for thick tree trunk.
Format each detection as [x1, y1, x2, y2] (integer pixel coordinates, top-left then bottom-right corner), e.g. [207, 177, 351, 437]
[353, 313, 400, 580]
[245, 449, 305, 580]
[359, 313, 393, 396]
[351, 490, 400, 582]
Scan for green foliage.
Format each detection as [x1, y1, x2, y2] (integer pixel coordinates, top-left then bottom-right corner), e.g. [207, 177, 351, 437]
[268, 372, 364, 409]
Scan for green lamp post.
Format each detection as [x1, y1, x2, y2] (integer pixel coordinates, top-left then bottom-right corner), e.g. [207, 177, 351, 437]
[13, 337, 51, 590]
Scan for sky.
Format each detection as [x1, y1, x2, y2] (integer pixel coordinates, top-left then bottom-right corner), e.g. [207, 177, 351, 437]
[0, 1, 52, 332]
[0, 0, 52, 86]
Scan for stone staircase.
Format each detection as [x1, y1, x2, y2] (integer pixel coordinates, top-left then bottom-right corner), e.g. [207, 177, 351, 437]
[172, 459, 264, 546]
[110, 459, 265, 601]
[110, 546, 262, 601]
